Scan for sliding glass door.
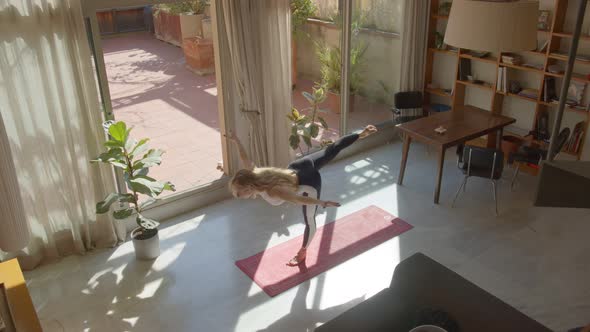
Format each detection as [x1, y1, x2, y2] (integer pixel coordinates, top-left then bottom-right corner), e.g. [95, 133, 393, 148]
[290, 0, 404, 155]
[82, 1, 230, 215]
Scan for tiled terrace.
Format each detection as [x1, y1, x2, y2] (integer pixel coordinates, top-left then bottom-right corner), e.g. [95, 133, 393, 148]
[102, 32, 392, 195]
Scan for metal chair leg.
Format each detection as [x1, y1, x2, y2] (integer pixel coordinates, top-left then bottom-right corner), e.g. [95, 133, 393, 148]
[452, 176, 468, 208]
[510, 163, 520, 191]
[492, 180, 499, 216]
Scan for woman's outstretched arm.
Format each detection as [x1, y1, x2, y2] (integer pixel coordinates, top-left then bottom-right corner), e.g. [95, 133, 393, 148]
[267, 188, 340, 208]
[224, 130, 255, 170]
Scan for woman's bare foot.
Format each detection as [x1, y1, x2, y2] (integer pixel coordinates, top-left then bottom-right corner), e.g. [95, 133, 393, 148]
[359, 125, 378, 139]
[286, 248, 307, 266]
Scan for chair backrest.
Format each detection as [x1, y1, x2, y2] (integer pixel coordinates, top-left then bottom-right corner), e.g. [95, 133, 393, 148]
[550, 127, 571, 159]
[462, 145, 504, 180]
[394, 91, 423, 110]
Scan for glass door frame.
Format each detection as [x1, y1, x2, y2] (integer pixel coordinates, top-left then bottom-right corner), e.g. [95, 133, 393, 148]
[81, 0, 233, 220]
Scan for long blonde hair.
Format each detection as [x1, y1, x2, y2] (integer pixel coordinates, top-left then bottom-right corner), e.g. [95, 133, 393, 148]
[231, 167, 298, 192]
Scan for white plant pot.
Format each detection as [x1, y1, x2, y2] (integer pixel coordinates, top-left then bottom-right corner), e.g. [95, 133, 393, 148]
[131, 227, 160, 260]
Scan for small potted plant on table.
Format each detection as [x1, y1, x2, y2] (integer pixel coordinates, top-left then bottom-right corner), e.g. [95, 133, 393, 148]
[92, 121, 175, 260]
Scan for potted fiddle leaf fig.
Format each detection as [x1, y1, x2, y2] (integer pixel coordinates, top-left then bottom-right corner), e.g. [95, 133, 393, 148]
[92, 121, 175, 260]
[288, 82, 331, 155]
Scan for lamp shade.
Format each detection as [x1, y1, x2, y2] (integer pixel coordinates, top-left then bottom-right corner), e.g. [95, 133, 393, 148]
[444, 0, 539, 52]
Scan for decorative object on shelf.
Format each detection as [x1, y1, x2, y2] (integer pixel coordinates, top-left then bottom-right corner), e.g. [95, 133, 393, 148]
[468, 50, 490, 58]
[538, 10, 551, 31]
[509, 81, 522, 94]
[566, 81, 586, 105]
[547, 64, 564, 74]
[434, 31, 446, 49]
[444, 0, 538, 53]
[517, 88, 539, 100]
[438, 1, 452, 15]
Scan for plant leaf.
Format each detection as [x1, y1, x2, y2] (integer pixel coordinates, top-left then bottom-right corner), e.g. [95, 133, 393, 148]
[318, 116, 329, 129]
[133, 149, 163, 169]
[136, 214, 160, 229]
[113, 208, 135, 220]
[291, 125, 298, 135]
[163, 181, 176, 192]
[125, 137, 137, 153]
[104, 140, 123, 149]
[129, 175, 165, 197]
[133, 167, 149, 177]
[302, 135, 312, 148]
[302, 91, 314, 103]
[108, 121, 127, 143]
[291, 108, 301, 120]
[310, 123, 319, 138]
[96, 193, 121, 214]
[92, 149, 127, 169]
[119, 193, 136, 204]
[289, 134, 300, 150]
[130, 138, 150, 157]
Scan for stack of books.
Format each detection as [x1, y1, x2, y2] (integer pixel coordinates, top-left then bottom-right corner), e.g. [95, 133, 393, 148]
[501, 54, 522, 65]
[518, 88, 539, 100]
[565, 121, 586, 154]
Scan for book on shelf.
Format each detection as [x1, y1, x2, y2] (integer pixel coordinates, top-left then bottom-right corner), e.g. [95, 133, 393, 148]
[459, 58, 471, 81]
[543, 77, 556, 102]
[565, 121, 585, 154]
[502, 67, 507, 93]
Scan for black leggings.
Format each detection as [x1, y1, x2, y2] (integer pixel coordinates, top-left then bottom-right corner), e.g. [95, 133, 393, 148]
[287, 133, 360, 248]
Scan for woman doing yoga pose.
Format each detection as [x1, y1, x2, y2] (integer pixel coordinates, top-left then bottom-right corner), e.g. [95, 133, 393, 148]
[227, 125, 377, 266]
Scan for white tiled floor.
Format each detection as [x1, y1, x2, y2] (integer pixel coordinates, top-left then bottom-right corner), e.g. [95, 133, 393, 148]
[26, 141, 590, 331]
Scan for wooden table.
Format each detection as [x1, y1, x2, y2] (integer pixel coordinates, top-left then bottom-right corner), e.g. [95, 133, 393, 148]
[396, 105, 515, 204]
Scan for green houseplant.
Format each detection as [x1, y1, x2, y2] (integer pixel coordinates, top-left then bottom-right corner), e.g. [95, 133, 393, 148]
[92, 121, 175, 260]
[316, 42, 367, 113]
[288, 83, 332, 155]
[290, 0, 316, 88]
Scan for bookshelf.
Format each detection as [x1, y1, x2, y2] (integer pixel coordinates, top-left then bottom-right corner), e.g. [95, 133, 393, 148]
[424, 0, 590, 160]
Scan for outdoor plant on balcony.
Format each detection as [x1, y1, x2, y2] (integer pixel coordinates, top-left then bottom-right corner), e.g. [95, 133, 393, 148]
[288, 83, 332, 154]
[291, 0, 316, 35]
[155, 0, 209, 15]
[316, 43, 367, 95]
[91, 121, 175, 232]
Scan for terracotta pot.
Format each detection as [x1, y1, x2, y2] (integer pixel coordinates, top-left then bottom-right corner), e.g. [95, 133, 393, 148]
[153, 10, 182, 46]
[501, 135, 524, 156]
[183, 37, 215, 75]
[327, 91, 355, 114]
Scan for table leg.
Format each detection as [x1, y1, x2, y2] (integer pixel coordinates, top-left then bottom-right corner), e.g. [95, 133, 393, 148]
[398, 135, 412, 185]
[434, 147, 446, 204]
[496, 128, 503, 149]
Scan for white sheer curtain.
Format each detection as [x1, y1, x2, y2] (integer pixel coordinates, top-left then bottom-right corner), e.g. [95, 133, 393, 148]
[0, 0, 125, 269]
[400, 0, 431, 91]
[216, 0, 291, 167]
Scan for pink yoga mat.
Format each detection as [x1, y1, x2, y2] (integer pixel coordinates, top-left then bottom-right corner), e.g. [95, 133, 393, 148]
[235, 205, 413, 297]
